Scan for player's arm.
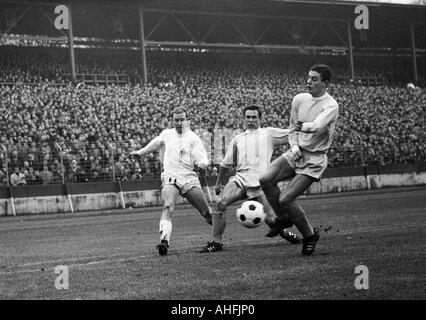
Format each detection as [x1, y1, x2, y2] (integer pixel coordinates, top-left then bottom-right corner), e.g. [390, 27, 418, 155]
[129, 136, 163, 157]
[296, 103, 339, 133]
[191, 135, 209, 170]
[288, 97, 302, 160]
[268, 127, 290, 146]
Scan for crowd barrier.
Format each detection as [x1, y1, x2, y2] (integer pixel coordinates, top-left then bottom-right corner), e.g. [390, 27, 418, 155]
[0, 163, 425, 216]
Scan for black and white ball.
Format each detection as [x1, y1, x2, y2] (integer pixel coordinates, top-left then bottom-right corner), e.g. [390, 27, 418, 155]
[236, 200, 265, 228]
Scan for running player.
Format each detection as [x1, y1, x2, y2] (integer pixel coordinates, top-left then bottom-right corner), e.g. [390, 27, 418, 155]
[129, 107, 212, 256]
[200, 104, 301, 253]
[260, 64, 339, 255]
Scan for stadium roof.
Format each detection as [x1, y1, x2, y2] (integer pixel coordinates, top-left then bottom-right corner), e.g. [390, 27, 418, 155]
[1, 0, 425, 54]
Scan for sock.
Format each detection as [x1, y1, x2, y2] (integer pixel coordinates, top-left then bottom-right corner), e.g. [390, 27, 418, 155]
[285, 202, 313, 239]
[212, 211, 226, 243]
[159, 219, 172, 242]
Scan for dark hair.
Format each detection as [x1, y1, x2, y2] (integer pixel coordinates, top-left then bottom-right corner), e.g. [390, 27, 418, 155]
[310, 64, 332, 82]
[243, 104, 262, 118]
[172, 106, 187, 116]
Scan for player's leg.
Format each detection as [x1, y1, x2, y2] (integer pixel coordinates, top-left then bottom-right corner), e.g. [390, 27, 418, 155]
[278, 174, 315, 237]
[213, 181, 246, 243]
[254, 193, 301, 244]
[259, 155, 295, 216]
[259, 155, 296, 236]
[184, 186, 213, 225]
[200, 181, 245, 253]
[254, 193, 275, 227]
[278, 174, 319, 255]
[157, 184, 180, 255]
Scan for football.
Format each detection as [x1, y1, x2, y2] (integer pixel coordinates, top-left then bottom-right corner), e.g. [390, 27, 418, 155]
[236, 200, 265, 228]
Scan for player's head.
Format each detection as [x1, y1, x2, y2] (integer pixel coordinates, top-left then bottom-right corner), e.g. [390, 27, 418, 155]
[243, 104, 262, 130]
[172, 106, 187, 134]
[307, 64, 332, 97]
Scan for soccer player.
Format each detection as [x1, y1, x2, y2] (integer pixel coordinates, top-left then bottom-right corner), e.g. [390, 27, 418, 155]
[200, 104, 301, 253]
[260, 64, 339, 255]
[129, 107, 212, 256]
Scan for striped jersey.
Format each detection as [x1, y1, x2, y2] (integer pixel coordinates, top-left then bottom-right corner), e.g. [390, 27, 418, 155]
[221, 127, 289, 187]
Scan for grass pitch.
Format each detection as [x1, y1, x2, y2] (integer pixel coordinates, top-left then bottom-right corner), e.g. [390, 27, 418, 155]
[0, 186, 425, 300]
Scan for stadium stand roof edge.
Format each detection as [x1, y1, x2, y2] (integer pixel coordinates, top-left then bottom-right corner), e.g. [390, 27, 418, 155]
[2, 0, 426, 9]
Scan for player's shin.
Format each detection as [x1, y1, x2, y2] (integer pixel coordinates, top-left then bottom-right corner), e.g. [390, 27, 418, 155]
[264, 216, 275, 228]
[261, 184, 281, 211]
[261, 184, 292, 222]
[204, 206, 213, 225]
[212, 210, 226, 243]
[283, 202, 313, 238]
[159, 219, 173, 242]
[262, 203, 276, 228]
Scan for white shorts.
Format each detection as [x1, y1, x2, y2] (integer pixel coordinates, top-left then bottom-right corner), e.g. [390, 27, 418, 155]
[282, 149, 328, 181]
[229, 172, 262, 199]
[161, 172, 201, 195]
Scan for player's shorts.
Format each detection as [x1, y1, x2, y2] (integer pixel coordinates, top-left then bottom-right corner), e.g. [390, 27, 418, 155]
[229, 172, 263, 199]
[282, 149, 328, 181]
[161, 173, 201, 196]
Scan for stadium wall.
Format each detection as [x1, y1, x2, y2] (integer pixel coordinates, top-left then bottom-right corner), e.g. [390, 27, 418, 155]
[0, 164, 425, 216]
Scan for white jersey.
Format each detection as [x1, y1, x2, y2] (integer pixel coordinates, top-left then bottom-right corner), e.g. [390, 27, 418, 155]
[139, 128, 209, 180]
[221, 127, 289, 187]
[289, 92, 339, 153]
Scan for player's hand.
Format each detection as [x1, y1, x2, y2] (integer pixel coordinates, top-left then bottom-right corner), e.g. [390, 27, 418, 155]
[291, 145, 302, 161]
[214, 184, 222, 195]
[295, 120, 303, 131]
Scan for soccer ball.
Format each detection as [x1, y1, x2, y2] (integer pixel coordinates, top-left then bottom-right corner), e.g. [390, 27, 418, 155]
[236, 200, 265, 228]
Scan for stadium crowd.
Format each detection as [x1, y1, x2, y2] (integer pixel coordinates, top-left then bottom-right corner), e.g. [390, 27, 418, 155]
[0, 49, 425, 185]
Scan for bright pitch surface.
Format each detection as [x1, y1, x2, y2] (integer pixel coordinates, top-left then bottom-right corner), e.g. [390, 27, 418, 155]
[0, 186, 425, 300]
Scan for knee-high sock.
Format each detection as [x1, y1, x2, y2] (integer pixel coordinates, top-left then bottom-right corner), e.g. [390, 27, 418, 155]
[212, 211, 226, 243]
[262, 184, 291, 221]
[159, 219, 172, 242]
[285, 202, 313, 238]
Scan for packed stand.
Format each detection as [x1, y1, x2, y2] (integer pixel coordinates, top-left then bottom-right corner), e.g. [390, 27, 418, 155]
[0, 49, 425, 186]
